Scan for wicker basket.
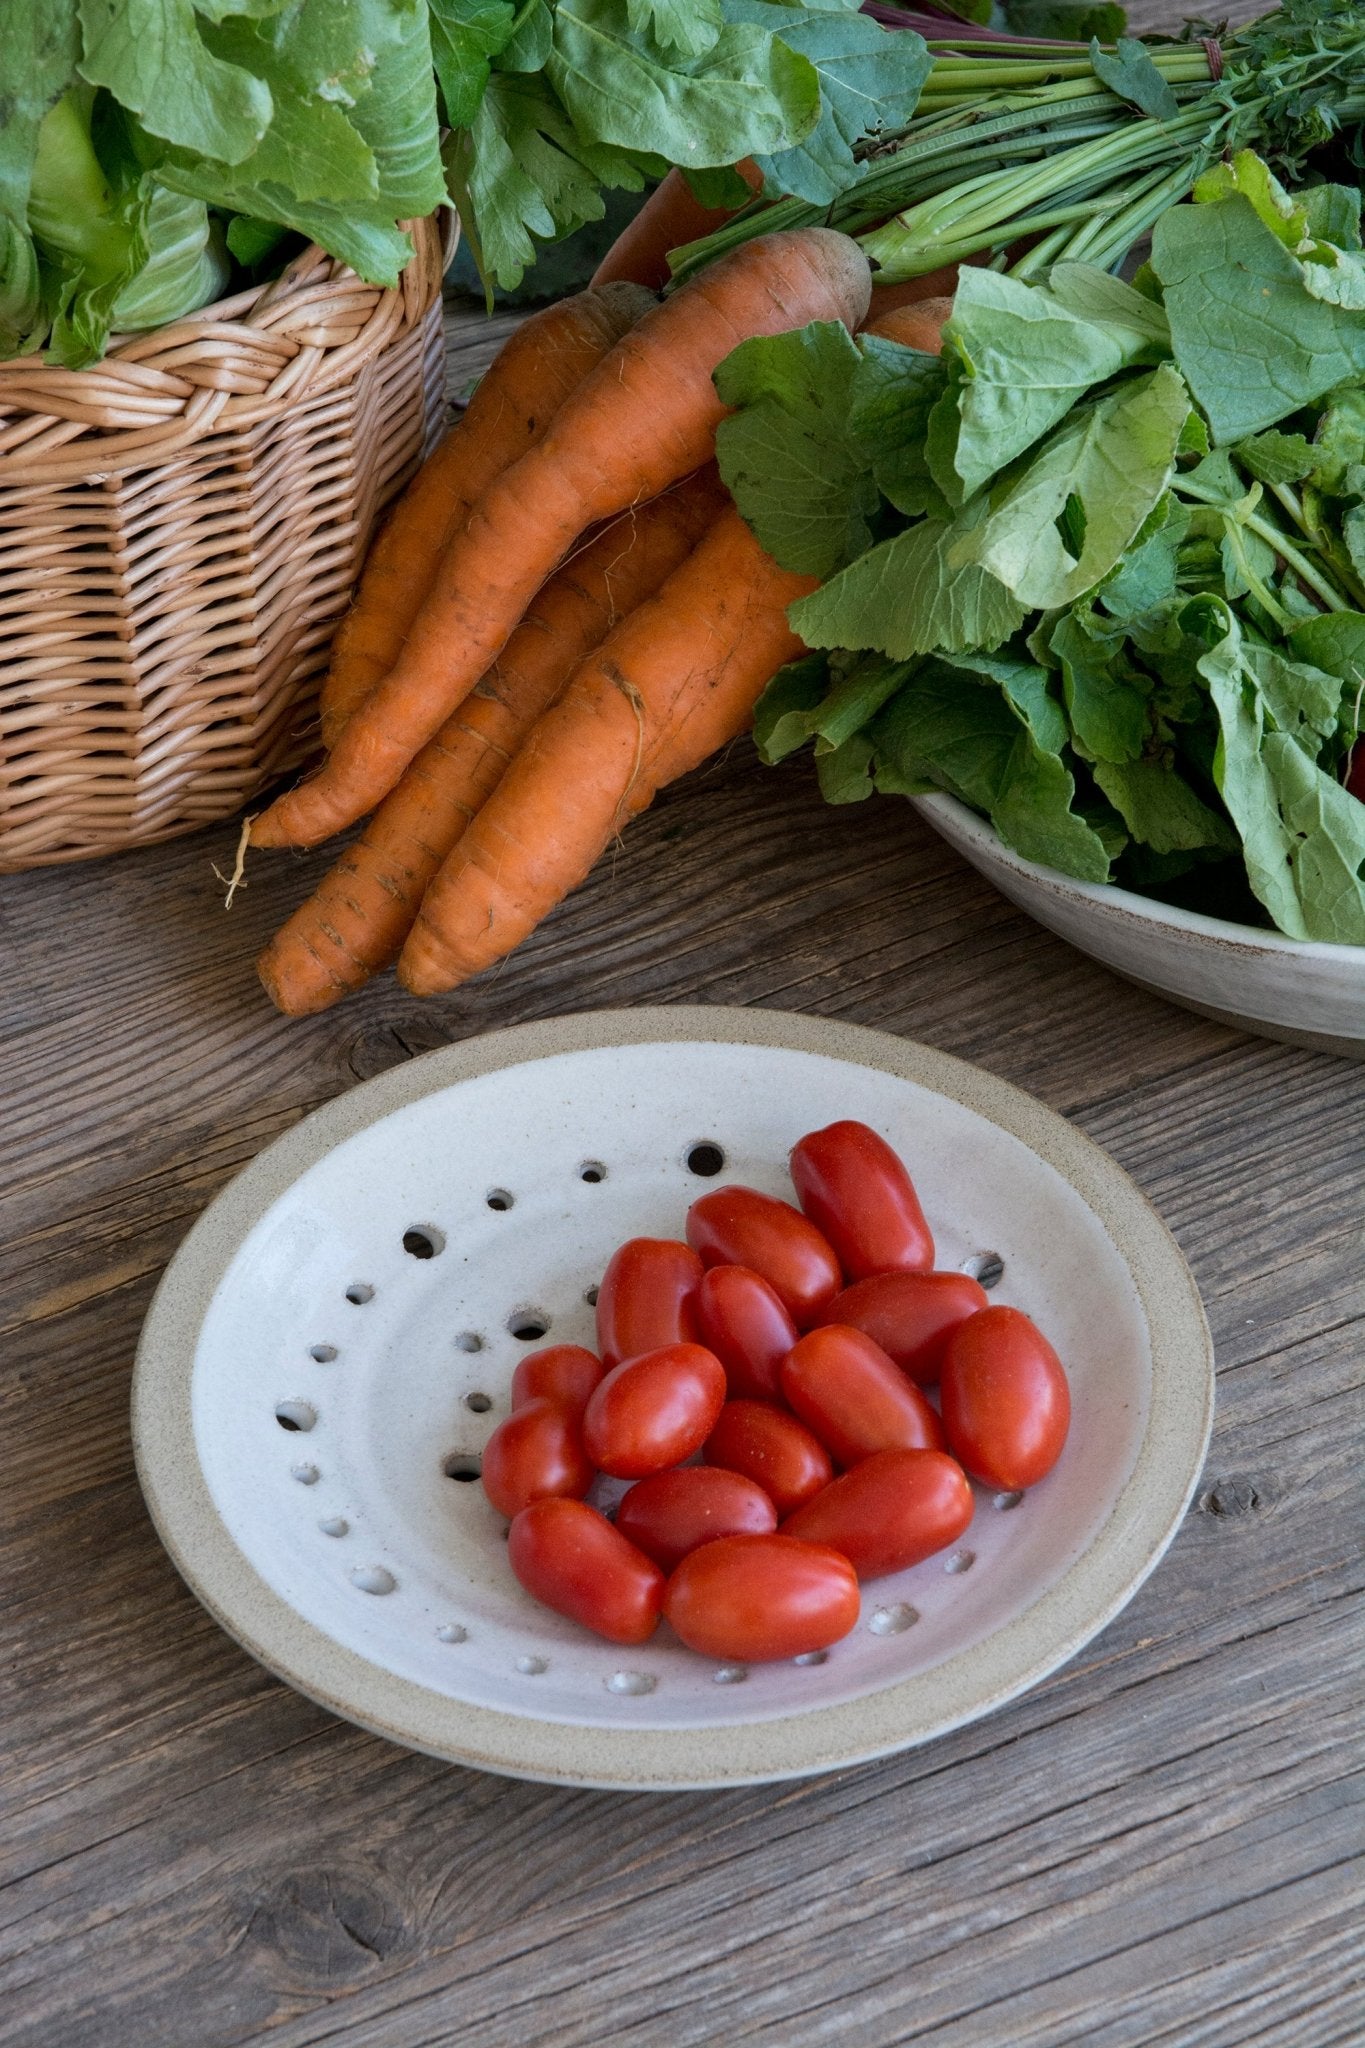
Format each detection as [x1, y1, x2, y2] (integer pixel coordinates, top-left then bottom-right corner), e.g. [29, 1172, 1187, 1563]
[0, 214, 450, 871]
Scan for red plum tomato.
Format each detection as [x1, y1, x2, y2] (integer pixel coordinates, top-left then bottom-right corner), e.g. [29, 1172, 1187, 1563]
[510, 1344, 607, 1415]
[615, 1467, 776, 1572]
[664, 1534, 860, 1662]
[939, 1305, 1070, 1490]
[595, 1238, 703, 1367]
[686, 1186, 841, 1328]
[508, 1499, 664, 1644]
[782, 1449, 973, 1578]
[481, 1398, 594, 1520]
[695, 1263, 799, 1401]
[703, 1399, 833, 1516]
[817, 1270, 986, 1385]
[789, 1120, 934, 1279]
[582, 1341, 727, 1479]
[781, 1324, 944, 1467]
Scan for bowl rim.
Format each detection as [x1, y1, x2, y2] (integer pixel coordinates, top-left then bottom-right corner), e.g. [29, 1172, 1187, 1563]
[914, 791, 1365, 965]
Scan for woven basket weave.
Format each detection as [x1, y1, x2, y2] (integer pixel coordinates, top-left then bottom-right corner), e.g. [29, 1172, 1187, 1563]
[0, 213, 449, 871]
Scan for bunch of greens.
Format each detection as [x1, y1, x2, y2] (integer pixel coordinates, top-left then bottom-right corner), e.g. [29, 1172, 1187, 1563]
[0, 0, 935, 367]
[717, 156, 1365, 944]
[671, 1, 1365, 290]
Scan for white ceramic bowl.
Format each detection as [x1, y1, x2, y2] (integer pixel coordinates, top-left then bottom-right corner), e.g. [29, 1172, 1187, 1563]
[133, 1008, 1212, 1790]
[913, 793, 1365, 1059]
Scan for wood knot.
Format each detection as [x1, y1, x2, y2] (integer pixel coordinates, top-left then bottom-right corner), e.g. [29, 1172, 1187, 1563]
[243, 1870, 405, 1984]
[1197, 1473, 1275, 1522]
[343, 1013, 458, 1081]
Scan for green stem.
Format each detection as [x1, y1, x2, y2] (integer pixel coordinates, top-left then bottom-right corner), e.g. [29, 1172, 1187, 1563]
[1178, 479, 1355, 612]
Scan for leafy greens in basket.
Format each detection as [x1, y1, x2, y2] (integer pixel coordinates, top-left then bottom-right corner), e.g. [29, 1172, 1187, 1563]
[720, 159, 1365, 944]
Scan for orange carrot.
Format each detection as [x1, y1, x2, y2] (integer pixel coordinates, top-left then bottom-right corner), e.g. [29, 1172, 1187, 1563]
[396, 504, 816, 996]
[318, 281, 654, 749]
[862, 296, 952, 352]
[251, 228, 871, 851]
[256, 471, 727, 1015]
[591, 162, 765, 291]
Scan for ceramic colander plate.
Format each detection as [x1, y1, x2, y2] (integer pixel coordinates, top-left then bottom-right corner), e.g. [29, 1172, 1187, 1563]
[133, 1008, 1213, 1790]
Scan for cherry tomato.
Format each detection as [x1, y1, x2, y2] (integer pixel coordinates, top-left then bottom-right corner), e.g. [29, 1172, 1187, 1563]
[664, 1534, 860, 1662]
[703, 1399, 833, 1516]
[508, 1499, 664, 1644]
[510, 1343, 607, 1414]
[780, 1324, 945, 1467]
[939, 1305, 1070, 1489]
[582, 1341, 727, 1478]
[816, 1271, 987, 1385]
[789, 1120, 934, 1279]
[686, 1186, 842, 1327]
[694, 1264, 799, 1401]
[615, 1467, 776, 1572]
[782, 1449, 973, 1578]
[595, 1238, 703, 1368]
[481, 1398, 594, 1520]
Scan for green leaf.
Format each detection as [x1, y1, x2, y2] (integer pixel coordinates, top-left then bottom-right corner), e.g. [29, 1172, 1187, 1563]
[1153, 196, 1365, 443]
[0, 0, 79, 224]
[1092, 755, 1236, 854]
[942, 265, 1160, 500]
[1288, 610, 1365, 701]
[626, 0, 723, 58]
[1088, 35, 1179, 122]
[224, 212, 288, 265]
[428, 0, 517, 128]
[1098, 496, 1188, 622]
[199, 13, 382, 207]
[1043, 262, 1170, 354]
[790, 502, 1027, 660]
[1242, 644, 1344, 754]
[730, 3, 931, 207]
[715, 319, 879, 576]
[161, 154, 413, 281]
[498, 0, 553, 69]
[847, 333, 949, 517]
[815, 730, 876, 802]
[548, 1, 820, 168]
[1234, 430, 1317, 486]
[0, 215, 44, 355]
[77, 0, 272, 165]
[753, 652, 830, 763]
[955, 364, 1189, 612]
[1308, 387, 1365, 493]
[345, 1, 446, 217]
[1050, 609, 1148, 763]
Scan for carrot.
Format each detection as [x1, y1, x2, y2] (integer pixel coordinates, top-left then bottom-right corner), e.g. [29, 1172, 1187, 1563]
[256, 471, 727, 1016]
[251, 228, 871, 852]
[318, 281, 654, 750]
[591, 162, 765, 291]
[862, 296, 952, 352]
[396, 504, 817, 996]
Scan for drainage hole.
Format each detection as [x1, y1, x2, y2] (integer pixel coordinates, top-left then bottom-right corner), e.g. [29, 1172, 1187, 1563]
[607, 1671, 656, 1696]
[436, 1624, 468, 1644]
[345, 1283, 374, 1305]
[507, 1309, 550, 1342]
[964, 1250, 1004, 1290]
[464, 1391, 492, 1414]
[403, 1225, 445, 1259]
[685, 1141, 725, 1177]
[275, 1399, 317, 1433]
[486, 1189, 514, 1213]
[350, 1566, 396, 1596]
[291, 1463, 320, 1486]
[944, 1548, 975, 1574]
[516, 1654, 548, 1675]
[318, 1516, 349, 1538]
[578, 1161, 607, 1184]
[794, 1649, 828, 1667]
[869, 1603, 918, 1636]
[455, 1331, 483, 1354]
[583, 1285, 599, 1308]
[308, 1344, 338, 1363]
[993, 1490, 1023, 1512]
[713, 1665, 748, 1685]
[443, 1453, 483, 1482]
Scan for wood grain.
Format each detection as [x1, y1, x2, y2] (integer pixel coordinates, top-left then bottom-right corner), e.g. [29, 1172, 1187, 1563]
[3, 117, 1364, 2047]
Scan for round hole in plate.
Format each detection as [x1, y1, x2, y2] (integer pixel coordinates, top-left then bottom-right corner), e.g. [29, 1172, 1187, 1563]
[578, 1161, 607, 1185]
[713, 1665, 748, 1685]
[464, 1391, 492, 1414]
[793, 1649, 828, 1667]
[685, 1141, 725, 1177]
[994, 1490, 1024, 1512]
[486, 1189, 514, 1213]
[869, 1603, 918, 1636]
[944, 1548, 976, 1575]
[291, 1462, 320, 1486]
[516, 1654, 548, 1676]
[318, 1516, 349, 1538]
[403, 1225, 445, 1260]
[345, 1283, 374, 1306]
[606, 1671, 656, 1696]
[308, 1344, 338, 1364]
[455, 1331, 483, 1355]
[583, 1286, 599, 1308]
[275, 1399, 317, 1433]
[436, 1624, 468, 1644]
[350, 1565, 396, 1595]
[507, 1309, 550, 1342]
[443, 1453, 483, 1483]
[964, 1250, 1005, 1290]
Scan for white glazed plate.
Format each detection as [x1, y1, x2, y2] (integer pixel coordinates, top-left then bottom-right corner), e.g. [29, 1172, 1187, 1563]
[133, 1008, 1213, 1790]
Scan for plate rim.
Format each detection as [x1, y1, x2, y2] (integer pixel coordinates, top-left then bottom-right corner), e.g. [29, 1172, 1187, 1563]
[132, 1005, 1214, 1790]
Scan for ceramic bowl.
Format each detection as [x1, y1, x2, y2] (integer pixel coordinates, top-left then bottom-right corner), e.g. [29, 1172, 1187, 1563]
[132, 1007, 1212, 1790]
[913, 793, 1365, 1059]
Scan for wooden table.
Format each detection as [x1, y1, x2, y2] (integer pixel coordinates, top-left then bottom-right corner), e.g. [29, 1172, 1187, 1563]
[5, 141, 1363, 2048]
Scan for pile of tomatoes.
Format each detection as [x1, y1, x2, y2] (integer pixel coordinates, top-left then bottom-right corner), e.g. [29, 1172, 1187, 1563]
[480, 1120, 1070, 1664]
